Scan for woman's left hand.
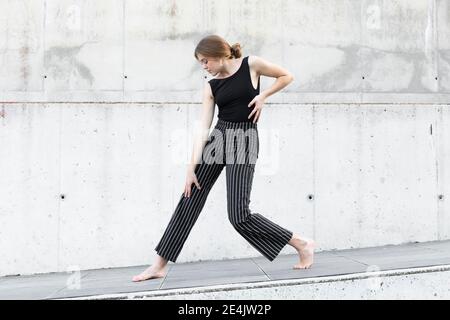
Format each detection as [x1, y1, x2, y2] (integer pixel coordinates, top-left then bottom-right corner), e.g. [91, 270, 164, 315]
[248, 94, 265, 123]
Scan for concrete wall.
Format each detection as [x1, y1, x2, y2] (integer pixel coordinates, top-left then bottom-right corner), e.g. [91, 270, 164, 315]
[1, 0, 450, 276]
[1, 103, 449, 276]
[1, 0, 450, 102]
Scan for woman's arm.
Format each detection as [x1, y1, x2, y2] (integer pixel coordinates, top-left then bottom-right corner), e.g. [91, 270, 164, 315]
[247, 56, 295, 123]
[187, 81, 215, 174]
[250, 55, 294, 99]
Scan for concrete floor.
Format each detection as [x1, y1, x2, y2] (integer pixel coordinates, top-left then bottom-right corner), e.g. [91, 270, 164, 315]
[1, 240, 450, 299]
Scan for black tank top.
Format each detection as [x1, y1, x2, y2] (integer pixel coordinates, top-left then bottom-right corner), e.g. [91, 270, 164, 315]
[208, 56, 260, 123]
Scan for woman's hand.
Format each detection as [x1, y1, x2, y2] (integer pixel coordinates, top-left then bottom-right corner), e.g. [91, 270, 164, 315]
[248, 94, 266, 123]
[184, 170, 201, 198]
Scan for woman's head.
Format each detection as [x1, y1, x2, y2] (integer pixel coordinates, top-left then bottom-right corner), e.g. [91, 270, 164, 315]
[194, 35, 242, 74]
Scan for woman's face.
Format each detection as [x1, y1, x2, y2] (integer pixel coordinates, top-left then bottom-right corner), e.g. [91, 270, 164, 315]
[197, 54, 222, 76]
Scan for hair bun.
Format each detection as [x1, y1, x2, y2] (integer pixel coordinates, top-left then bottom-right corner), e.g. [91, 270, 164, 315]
[230, 43, 242, 58]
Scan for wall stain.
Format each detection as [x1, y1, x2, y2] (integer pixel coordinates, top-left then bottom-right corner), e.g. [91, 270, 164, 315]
[44, 44, 95, 85]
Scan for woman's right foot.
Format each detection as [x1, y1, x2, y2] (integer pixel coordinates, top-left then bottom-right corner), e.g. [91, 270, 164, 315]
[132, 264, 167, 282]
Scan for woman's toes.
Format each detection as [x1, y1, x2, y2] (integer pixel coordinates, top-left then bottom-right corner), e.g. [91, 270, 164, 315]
[132, 275, 142, 282]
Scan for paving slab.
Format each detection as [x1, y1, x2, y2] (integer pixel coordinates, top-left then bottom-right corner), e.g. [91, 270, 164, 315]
[1, 241, 450, 299]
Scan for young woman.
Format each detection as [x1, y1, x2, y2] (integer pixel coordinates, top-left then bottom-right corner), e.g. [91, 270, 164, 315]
[132, 35, 316, 282]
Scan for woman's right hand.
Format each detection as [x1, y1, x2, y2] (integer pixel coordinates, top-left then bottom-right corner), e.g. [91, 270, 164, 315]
[184, 170, 201, 198]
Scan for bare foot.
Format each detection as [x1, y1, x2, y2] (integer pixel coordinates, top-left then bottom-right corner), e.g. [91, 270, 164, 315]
[132, 264, 167, 282]
[290, 235, 316, 269]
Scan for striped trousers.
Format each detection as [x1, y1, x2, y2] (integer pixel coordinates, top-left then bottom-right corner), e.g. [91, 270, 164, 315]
[154, 118, 293, 262]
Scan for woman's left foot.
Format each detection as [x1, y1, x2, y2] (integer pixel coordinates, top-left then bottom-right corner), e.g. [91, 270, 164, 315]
[291, 235, 316, 269]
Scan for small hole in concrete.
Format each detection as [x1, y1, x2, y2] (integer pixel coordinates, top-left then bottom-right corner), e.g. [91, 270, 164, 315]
[307, 194, 314, 201]
[438, 194, 444, 200]
[60, 194, 65, 199]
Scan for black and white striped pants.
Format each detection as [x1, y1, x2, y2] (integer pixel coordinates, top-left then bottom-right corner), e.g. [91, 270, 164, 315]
[154, 118, 293, 262]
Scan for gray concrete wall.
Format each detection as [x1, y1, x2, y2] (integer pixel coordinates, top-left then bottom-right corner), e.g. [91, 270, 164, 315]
[1, 0, 450, 102]
[1, 0, 449, 276]
[1, 103, 449, 276]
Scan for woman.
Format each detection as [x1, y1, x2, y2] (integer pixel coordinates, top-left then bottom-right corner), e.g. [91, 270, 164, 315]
[132, 35, 316, 282]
